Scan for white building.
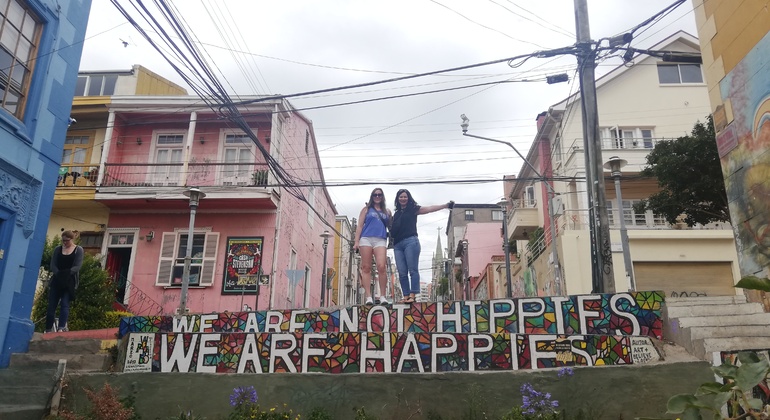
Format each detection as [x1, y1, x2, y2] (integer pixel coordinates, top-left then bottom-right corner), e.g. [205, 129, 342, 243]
[506, 31, 740, 298]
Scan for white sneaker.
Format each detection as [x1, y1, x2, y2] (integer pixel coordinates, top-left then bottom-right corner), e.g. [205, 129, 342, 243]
[379, 297, 390, 305]
[365, 297, 374, 306]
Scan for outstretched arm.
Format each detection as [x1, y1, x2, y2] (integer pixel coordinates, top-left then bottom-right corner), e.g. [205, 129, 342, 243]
[417, 201, 454, 215]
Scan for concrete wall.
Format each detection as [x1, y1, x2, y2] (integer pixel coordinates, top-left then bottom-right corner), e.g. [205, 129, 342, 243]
[64, 361, 714, 420]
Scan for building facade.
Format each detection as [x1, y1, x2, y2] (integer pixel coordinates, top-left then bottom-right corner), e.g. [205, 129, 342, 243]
[50, 68, 337, 315]
[506, 31, 741, 298]
[0, 0, 91, 367]
[692, 1, 770, 288]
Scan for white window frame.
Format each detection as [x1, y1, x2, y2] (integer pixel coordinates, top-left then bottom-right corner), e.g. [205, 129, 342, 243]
[492, 210, 504, 221]
[601, 127, 655, 149]
[218, 130, 256, 186]
[524, 186, 536, 208]
[150, 131, 185, 186]
[657, 63, 703, 84]
[307, 186, 316, 226]
[156, 230, 219, 287]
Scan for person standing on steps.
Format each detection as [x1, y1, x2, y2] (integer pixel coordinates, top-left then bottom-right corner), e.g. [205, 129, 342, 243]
[390, 189, 453, 304]
[45, 230, 84, 333]
[354, 188, 392, 306]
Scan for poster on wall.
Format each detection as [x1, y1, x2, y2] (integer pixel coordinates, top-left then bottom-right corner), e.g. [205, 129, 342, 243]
[123, 333, 154, 373]
[222, 237, 264, 294]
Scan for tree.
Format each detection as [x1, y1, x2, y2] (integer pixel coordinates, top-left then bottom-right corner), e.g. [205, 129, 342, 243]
[636, 116, 730, 227]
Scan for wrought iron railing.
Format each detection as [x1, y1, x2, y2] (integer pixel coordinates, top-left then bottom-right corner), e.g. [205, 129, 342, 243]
[99, 162, 270, 188]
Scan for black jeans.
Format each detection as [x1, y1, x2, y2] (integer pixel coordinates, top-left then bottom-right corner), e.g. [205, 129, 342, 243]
[45, 285, 72, 331]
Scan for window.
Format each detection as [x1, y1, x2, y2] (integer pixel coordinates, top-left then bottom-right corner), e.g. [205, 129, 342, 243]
[602, 127, 655, 149]
[156, 231, 219, 286]
[657, 64, 703, 84]
[61, 135, 90, 173]
[305, 130, 310, 154]
[524, 186, 536, 207]
[153, 134, 184, 186]
[307, 186, 315, 226]
[74, 74, 118, 96]
[492, 210, 504, 221]
[78, 232, 104, 255]
[0, 0, 40, 118]
[464, 210, 474, 221]
[222, 133, 253, 186]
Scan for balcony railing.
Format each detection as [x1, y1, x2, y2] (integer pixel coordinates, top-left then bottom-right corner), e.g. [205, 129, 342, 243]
[100, 162, 270, 188]
[57, 164, 100, 187]
[559, 210, 733, 231]
[567, 137, 673, 151]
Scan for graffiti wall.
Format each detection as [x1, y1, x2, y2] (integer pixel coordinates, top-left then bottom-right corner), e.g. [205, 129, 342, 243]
[120, 291, 663, 374]
[119, 291, 663, 339]
[123, 331, 660, 373]
[719, 31, 770, 278]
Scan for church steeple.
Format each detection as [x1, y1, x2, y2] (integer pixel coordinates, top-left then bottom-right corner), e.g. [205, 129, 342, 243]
[434, 227, 443, 261]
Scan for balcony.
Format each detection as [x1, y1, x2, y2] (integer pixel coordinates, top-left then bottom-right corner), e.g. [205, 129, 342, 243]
[507, 198, 539, 240]
[100, 162, 270, 188]
[57, 164, 100, 188]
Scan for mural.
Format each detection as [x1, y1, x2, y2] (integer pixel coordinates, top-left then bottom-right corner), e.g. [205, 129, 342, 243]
[123, 331, 660, 374]
[719, 31, 770, 278]
[120, 291, 664, 339]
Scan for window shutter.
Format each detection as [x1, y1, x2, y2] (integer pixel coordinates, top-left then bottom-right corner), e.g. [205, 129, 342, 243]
[156, 233, 177, 286]
[199, 232, 220, 286]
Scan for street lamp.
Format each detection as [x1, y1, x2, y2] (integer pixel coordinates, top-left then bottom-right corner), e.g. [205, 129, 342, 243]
[498, 199, 513, 297]
[461, 115, 563, 295]
[319, 230, 331, 307]
[604, 156, 635, 291]
[179, 186, 206, 315]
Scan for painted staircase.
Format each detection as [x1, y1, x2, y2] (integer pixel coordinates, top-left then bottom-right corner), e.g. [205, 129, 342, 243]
[664, 294, 770, 361]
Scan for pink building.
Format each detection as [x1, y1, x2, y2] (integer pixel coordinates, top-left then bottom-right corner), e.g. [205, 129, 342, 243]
[63, 92, 336, 315]
[455, 223, 504, 300]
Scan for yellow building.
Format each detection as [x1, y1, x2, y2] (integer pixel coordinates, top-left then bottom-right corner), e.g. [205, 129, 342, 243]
[691, 1, 770, 283]
[50, 65, 187, 253]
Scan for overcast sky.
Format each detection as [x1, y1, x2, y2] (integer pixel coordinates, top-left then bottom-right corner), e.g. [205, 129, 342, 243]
[80, 0, 698, 281]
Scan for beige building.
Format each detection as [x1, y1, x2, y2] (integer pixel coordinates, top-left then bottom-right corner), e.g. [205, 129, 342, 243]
[506, 31, 740, 298]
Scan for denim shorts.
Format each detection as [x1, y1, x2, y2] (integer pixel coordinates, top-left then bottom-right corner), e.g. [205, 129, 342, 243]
[359, 236, 387, 248]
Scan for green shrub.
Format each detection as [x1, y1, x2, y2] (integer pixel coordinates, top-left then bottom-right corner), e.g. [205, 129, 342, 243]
[32, 236, 115, 332]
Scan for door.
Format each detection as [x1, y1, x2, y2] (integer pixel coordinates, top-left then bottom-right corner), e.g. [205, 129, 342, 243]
[153, 134, 184, 186]
[60, 135, 90, 186]
[222, 134, 253, 186]
[634, 261, 735, 297]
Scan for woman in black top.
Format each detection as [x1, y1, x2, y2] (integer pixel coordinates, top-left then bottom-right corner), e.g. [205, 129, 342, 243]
[45, 230, 84, 333]
[390, 189, 453, 303]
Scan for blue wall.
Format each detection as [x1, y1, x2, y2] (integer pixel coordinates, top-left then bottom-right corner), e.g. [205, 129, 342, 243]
[0, 0, 91, 367]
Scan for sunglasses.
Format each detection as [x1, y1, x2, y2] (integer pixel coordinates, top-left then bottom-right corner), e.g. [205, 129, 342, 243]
[62, 238, 72, 242]
[372, 193, 383, 197]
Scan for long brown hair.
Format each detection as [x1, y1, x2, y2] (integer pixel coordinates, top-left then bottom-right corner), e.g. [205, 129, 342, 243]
[366, 188, 388, 212]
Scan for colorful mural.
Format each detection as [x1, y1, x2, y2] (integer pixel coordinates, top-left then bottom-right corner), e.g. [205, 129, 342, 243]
[119, 291, 664, 339]
[719, 31, 770, 278]
[122, 331, 660, 374]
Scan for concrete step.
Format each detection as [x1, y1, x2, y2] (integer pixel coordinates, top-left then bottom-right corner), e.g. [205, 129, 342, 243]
[666, 302, 764, 318]
[674, 313, 770, 328]
[10, 352, 111, 372]
[695, 336, 770, 360]
[0, 363, 59, 420]
[688, 325, 770, 340]
[28, 337, 108, 354]
[665, 295, 746, 306]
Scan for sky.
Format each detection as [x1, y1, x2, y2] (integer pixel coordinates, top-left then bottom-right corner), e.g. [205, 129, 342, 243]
[79, 0, 698, 282]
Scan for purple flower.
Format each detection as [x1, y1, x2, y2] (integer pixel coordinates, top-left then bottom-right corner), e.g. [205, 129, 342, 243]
[520, 382, 559, 416]
[557, 367, 574, 377]
[229, 385, 258, 407]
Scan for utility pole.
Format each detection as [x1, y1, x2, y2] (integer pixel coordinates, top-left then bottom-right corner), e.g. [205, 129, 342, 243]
[345, 218, 357, 305]
[574, 0, 615, 294]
